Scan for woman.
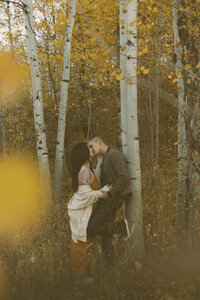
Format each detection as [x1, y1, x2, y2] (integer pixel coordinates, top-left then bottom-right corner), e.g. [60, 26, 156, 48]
[68, 142, 109, 284]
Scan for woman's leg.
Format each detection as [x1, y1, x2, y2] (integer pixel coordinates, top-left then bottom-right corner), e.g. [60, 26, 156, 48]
[70, 238, 95, 282]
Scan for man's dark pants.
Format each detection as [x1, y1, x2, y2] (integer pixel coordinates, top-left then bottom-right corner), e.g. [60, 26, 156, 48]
[87, 196, 125, 266]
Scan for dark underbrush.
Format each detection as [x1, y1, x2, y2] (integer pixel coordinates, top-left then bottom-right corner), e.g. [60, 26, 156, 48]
[1, 204, 200, 300]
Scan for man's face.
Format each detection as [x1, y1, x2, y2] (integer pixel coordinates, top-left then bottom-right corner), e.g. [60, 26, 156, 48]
[88, 141, 101, 156]
[88, 145, 94, 157]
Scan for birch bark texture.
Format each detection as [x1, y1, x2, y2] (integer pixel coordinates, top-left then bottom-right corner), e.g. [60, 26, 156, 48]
[54, 0, 77, 204]
[24, 0, 53, 210]
[120, 0, 145, 262]
[120, 0, 128, 156]
[173, 0, 188, 241]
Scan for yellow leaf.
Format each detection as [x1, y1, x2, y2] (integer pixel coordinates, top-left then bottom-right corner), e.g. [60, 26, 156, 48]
[127, 30, 133, 35]
[130, 20, 137, 27]
[125, 78, 131, 84]
[116, 74, 122, 80]
[177, 37, 180, 43]
[135, 261, 142, 270]
[177, 72, 182, 78]
[168, 75, 172, 79]
[172, 78, 177, 83]
[121, 46, 126, 51]
[187, 79, 191, 84]
[143, 47, 148, 54]
[122, 8, 127, 13]
[196, 64, 200, 69]
[137, 51, 143, 57]
[185, 64, 190, 70]
[120, 19, 125, 25]
[143, 69, 149, 75]
[174, 142, 178, 146]
[0, 157, 42, 233]
[140, 66, 145, 71]
[66, 18, 70, 23]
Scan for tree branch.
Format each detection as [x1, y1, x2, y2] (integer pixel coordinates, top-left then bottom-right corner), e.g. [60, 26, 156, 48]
[155, 0, 200, 19]
[160, 61, 200, 81]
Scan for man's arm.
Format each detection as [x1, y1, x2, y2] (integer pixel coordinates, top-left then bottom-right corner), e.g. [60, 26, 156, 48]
[108, 151, 129, 197]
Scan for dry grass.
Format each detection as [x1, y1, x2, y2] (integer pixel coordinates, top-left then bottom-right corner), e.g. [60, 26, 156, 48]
[1, 191, 200, 300]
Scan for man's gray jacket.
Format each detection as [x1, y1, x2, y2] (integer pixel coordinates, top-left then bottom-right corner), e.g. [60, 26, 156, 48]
[100, 147, 131, 200]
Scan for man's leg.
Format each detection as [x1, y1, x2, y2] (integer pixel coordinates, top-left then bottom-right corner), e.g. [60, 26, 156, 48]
[87, 196, 127, 266]
[87, 198, 117, 267]
[87, 198, 115, 238]
[101, 211, 116, 267]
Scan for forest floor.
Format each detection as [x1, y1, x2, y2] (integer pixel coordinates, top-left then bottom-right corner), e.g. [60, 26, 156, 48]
[1, 207, 200, 300]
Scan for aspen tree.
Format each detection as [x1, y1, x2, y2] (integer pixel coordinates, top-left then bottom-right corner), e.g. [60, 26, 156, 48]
[120, 0, 128, 156]
[120, 0, 145, 262]
[54, 0, 77, 204]
[24, 0, 53, 210]
[173, 0, 188, 242]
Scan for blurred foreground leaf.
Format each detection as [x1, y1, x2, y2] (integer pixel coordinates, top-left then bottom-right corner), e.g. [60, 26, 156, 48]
[0, 156, 42, 234]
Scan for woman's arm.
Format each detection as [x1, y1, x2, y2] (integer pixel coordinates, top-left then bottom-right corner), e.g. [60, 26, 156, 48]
[78, 166, 92, 186]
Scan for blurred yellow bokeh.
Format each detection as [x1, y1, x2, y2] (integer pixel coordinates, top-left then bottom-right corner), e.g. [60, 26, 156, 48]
[0, 156, 42, 234]
[0, 52, 28, 106]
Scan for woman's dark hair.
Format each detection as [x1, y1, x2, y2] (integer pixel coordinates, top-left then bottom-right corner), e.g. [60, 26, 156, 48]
[71, 142, 90, 192]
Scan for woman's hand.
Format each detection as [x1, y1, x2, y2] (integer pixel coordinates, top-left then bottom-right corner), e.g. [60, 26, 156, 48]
[101, 185, 112, 192]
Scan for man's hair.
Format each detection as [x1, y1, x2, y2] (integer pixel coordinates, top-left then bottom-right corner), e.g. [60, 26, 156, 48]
[89, 136, 105, 144]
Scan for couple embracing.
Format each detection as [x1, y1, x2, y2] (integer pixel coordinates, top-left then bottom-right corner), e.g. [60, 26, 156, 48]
[68, 137, 132, 284]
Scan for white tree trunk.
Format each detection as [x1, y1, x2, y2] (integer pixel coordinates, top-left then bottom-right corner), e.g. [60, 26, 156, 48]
[148, 65, 154, 178]
[87, 90, 92, 141]
[120, 0, 128, 156]
[120, 0, 145, 262]
[24, 0, 53, 211]
[6, 2, 13, 54]
[173, 0, 188, 241]
[54, 0, 77, 204]
[7, 2, 20, 152]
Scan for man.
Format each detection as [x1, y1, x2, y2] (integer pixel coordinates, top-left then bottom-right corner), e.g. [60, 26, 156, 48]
[87, 137, 131, 265]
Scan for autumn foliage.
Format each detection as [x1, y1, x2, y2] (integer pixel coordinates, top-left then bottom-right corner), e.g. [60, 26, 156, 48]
[0, 0, 199, 299]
